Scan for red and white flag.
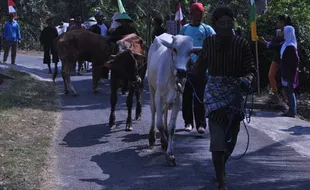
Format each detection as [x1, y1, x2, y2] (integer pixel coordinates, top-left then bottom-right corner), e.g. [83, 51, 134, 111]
[8, 0, 16, 13]
[175, 3, 183, 28]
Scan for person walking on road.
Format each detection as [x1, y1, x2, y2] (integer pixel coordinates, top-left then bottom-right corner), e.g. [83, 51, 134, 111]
[195, 7, 256, 189]
[90, 12, 110, 38]
[264, 14, 292, 104]
[68, 15, 86, 75]
[2, 13, 21, 64]
[260, 25, 299, 117]
[90, 12, 111, 82]
[39, 17, 59, 74]
[180, 2, 216, 134]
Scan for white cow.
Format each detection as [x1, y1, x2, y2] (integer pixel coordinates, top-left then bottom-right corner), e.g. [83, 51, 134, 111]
[147, 33, 201, 166]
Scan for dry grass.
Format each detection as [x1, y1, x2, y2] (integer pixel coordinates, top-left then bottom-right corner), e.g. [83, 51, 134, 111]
[0, 69, 60, 190]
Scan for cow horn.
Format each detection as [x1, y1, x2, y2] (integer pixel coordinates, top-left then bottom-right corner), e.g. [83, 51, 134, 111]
[133, 52, 145, 57]
[111, 55, 116, 58]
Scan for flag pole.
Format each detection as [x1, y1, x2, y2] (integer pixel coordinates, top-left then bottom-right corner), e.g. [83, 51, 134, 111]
[255, 39, 261, 96]
[255, 11, 260, 96]
[250, 0, 260, 96]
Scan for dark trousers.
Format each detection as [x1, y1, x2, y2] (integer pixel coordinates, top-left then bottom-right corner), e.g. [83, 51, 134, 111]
[3, 40, 17, 64]
[43, 44, 59, 64]
[182, 74, 206, 129]
[101, 67, 109, 79]
[0, 37, 2, 56]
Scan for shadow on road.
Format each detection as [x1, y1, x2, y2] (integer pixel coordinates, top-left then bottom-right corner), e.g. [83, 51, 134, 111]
[58, 77, 151, 112]
[61, 122, 126, 147]
[80, 138, 310, 190]
[281, 125, 310, 136]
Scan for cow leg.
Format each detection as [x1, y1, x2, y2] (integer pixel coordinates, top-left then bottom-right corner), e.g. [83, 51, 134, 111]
[135, 88, 142, 121]
[64, 61, 78, 96]
[155, 91, 168, 150]
[109, 77, 118, 128]
[125, 89, 135, 131]
[92, 63, 101, 93]
[53, 62, 58, 84]
[148, 86, 156, 147]
[166, 97, 181, 167]
[61, 61, 69, 94]
[164, 106, 168, 138]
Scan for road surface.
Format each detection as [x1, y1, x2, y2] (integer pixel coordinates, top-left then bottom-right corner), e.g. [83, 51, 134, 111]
[3, 54, 310, 190]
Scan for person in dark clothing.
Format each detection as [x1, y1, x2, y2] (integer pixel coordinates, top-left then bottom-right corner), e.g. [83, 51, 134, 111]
[108, 13, 139, 94]
[152, 17, 166, 41]
[90, 12, 111, 81]
[109, 13, 138, 43]
[0, 18, 3, 61]
[260, 25, 299, 117]
[90, 12, 110, 37]
[39, 17, 59, 74]
[195, 7, 256, 190]
[264, 14, 291, 104]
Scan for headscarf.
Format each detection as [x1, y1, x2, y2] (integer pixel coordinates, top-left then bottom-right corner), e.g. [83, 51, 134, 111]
[280, 25, 297, 59]
[190, 2, 204, 14]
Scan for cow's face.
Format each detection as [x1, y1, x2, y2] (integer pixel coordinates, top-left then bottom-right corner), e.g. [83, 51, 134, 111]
[104, 50, 144, 87]
[159, 35, 200, 80]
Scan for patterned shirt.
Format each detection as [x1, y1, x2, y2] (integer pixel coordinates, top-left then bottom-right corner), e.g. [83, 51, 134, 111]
[196, 35, 256, 124]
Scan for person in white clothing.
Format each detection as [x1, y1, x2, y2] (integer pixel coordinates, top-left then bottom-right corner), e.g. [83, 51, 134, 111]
[109, 12, 121, 33]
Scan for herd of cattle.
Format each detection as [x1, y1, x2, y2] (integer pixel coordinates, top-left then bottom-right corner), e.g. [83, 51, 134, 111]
[53, 29, 201, 166]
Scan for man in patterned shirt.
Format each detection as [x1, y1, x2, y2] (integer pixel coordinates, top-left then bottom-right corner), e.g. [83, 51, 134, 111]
[195, 7, 256, 190]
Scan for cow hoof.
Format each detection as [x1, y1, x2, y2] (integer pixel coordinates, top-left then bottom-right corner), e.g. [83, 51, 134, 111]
[64, 90, 69, 95]
[148, 135, 156, 147]
[110, 124, 116, 129]
[72, 93, 79, 97]
[166, 153, 177, 167]
[135, 115, 141, 121]
[93, 89, 99, 94]
[160, 137, 168, 151]
[125, 124, 133, 131]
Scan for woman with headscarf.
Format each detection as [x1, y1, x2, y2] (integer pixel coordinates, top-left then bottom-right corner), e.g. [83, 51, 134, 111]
[262, 14, 291, 104]
[180, 2, 216, 134]
[260, 25, 299, 117]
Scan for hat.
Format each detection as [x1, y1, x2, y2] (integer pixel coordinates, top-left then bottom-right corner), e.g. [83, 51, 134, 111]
[87, 17, 96, 21]
[95, 11, 103, 17]
[115, 13, 133, 22]
[190, 2, 204, 14]
[69, 18, 75, 21]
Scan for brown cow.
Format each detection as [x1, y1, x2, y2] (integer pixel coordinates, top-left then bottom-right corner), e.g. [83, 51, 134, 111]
[53, 29, 143, 96]
[104, 33, 147, 131]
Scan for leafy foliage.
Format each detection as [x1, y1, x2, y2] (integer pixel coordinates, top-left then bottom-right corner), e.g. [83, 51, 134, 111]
[0, 0, 309, 90]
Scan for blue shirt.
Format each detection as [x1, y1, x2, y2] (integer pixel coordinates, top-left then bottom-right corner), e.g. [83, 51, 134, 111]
[180, 23, 216, 63]
[3, 21, 21, 42]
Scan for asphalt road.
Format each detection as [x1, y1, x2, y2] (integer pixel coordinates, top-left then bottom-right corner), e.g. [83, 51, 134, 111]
[6, 54, 310, 190]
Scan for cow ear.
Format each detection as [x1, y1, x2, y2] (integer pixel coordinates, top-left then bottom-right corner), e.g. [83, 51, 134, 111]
[159, 39, 173, 49]
[103, 60, 114, 69]
[191, 47, 202, 55]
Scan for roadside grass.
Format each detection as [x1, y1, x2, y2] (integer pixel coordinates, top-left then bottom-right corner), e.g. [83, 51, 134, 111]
[0, 69, 60, 190]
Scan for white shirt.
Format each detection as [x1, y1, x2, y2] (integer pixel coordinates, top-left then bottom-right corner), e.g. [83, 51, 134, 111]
[110, 12, 121, 29]
[98, 24, 108, 37]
